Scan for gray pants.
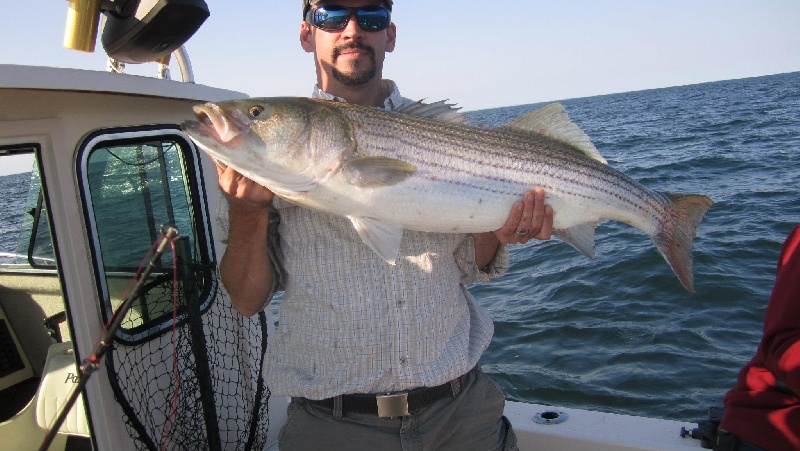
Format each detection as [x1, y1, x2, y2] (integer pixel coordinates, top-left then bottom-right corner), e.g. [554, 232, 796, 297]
[278, 367, 519, 451]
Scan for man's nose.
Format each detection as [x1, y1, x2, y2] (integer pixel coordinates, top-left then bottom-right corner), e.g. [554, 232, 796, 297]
[340, 13, 363, 38]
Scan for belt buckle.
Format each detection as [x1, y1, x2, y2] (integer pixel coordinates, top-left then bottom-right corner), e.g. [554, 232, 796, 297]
[376, 392, 409, 418]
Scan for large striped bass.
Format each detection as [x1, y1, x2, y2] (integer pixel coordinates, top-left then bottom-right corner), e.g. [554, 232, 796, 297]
[181, 97, 713, 292]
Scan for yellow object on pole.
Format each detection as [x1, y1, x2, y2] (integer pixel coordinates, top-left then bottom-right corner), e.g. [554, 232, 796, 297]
[157, 54, 172, 66]
[63, 0, 102, 52]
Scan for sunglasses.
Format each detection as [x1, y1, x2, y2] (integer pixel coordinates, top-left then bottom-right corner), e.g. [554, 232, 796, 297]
[305, 5, 391, 32]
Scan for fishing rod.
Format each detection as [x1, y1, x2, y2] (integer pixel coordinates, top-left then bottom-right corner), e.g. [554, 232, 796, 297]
[39, 226, 179, 451]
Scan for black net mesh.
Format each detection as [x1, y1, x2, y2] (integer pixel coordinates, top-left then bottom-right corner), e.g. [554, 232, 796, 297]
[106, 263, 270, 451]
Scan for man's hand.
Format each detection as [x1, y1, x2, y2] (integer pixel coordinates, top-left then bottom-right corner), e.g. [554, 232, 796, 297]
[473, 188, 553, 270]
[215, 161, 274, 213]
[494, 188, 553, 244]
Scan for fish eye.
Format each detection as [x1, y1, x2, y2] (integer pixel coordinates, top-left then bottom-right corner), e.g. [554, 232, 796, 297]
[249, 105, 265, 117]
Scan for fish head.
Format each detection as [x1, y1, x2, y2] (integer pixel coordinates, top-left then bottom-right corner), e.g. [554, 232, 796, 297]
[181, 97, 356, 197]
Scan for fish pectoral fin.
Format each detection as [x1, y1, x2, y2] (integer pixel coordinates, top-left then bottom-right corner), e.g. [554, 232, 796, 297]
[502, 103, 608, 165]
[348, 216, 404, 264]
[342, 156, 417, 188]
[554, 223, 597, 258]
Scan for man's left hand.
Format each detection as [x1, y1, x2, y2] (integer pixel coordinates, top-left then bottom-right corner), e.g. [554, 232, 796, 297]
[494, 188, 553, 244]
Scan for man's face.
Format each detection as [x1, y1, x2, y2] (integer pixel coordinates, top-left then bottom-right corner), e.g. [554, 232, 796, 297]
[301, 0, 396, 88]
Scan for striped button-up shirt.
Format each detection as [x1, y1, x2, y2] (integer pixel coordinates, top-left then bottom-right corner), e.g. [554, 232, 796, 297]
[218, 81, 509, 399]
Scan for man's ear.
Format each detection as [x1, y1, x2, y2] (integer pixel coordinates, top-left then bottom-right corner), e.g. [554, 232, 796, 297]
[385, 22, 396, 53]
[300, 22, 314, 53]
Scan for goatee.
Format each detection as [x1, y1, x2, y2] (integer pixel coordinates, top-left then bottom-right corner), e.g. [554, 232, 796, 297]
[332, 42, 377, 86]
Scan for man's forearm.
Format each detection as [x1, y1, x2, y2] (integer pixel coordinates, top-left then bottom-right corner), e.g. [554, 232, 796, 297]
[220, 208, 273, 317]
[472, 232, 501, 271]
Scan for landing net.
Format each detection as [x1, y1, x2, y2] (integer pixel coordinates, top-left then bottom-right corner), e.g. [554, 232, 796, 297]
[106, 264, 270, 451]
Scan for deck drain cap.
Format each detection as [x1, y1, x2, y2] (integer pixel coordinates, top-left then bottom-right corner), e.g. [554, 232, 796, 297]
[532, 410, 568, 425]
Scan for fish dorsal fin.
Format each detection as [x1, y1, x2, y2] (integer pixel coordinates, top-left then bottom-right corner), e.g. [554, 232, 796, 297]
[503, 103, 607, 164]
[394, 100, 471, 125]
[342, 156, 417, 188]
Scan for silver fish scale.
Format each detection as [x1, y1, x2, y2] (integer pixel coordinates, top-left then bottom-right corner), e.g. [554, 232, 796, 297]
[339, 106, 669, 231]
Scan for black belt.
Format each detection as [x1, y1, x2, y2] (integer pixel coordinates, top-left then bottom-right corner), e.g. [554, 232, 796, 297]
[715, 431, 767, 451]
[305, 374, 464, 418]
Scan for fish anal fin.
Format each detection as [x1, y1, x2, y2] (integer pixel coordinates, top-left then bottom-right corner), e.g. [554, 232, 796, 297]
[343, 156, 417, 188]
[348, 216, 404, 264]
[554, 223, 597, 258]
[503, 103, 608, 165]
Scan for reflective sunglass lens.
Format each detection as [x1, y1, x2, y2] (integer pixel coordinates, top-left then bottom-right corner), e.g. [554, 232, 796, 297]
[311, 8, 350, 30]
[358, 10, 390, 31]
[314, 9, 350, 30]
[310, 6, 390, 32]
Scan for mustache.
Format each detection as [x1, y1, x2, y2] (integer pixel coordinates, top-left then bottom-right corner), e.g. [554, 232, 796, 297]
[333, 42, 376, 60]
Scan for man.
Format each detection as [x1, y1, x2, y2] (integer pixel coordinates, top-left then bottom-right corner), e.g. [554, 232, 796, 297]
[216, 1, 554, 449]
[716, 225, 800, 451]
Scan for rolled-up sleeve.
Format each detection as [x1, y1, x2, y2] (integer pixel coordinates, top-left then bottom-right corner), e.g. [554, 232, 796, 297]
[454, 234, 509, 285]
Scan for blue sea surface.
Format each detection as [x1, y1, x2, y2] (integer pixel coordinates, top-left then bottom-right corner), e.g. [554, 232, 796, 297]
[467, 72, 800, 421]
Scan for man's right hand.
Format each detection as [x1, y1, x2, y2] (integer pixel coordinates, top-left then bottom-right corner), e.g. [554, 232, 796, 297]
[215, 161, 274, 213]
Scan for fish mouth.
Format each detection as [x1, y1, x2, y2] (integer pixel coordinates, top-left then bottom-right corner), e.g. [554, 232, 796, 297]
[190, 103, 249, 144]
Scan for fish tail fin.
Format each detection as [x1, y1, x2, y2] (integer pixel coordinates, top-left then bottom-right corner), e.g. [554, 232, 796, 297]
[654, 193, 714, 293]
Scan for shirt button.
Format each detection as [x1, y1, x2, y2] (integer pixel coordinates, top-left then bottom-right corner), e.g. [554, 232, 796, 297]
[400, 357, 407, 365]
[397, 300, 404, 306]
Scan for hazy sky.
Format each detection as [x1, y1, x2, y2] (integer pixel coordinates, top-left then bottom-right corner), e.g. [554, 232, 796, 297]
[1, 0, 799, 113]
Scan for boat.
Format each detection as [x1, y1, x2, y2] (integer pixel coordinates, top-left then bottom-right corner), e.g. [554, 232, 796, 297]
[0, 1, 711, 450]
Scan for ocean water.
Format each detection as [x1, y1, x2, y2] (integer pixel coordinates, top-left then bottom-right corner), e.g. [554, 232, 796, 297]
[467, 72, 800, 422]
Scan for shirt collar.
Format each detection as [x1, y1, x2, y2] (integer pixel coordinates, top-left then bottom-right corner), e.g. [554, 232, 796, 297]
[312, 80, 406, 111]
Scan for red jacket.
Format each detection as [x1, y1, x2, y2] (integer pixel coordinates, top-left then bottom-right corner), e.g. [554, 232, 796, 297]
[719, 225, 800, 450]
